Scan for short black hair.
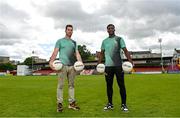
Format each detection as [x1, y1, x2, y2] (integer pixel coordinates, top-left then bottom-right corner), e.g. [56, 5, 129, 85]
[107, 24, 115, 29]
[65, 24, 73, 30]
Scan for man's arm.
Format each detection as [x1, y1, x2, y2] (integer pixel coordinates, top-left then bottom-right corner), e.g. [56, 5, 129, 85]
[98, 50, 104, 64]
[75, 50, 82, 62]
[49, 48, 59, 69]
[122, 47, 133, 65]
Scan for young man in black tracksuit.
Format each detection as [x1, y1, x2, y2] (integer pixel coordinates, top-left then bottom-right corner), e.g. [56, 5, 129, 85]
[98, 24, 133, 112]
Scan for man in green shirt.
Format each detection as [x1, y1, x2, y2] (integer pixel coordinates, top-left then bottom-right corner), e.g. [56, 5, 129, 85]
[49, 24, 82, 112]
[98, 24, 133, 112]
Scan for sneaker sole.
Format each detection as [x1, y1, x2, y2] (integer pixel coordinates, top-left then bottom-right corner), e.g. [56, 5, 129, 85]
[104, 108, 114, 111]
[68, 106, 80, 110]
[57, 109, 63, 112]
[122, 109, 129, 112]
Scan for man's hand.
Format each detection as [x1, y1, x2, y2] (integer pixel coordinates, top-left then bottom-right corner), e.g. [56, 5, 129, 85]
[49, 60, 55, 70]
[49, 48, 59, 70]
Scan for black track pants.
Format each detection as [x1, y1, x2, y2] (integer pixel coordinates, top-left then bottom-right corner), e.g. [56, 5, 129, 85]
[105, 66, 126, 104]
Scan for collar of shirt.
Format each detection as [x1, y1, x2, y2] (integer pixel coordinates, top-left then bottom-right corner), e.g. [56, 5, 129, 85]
[109, 34, 115, 38]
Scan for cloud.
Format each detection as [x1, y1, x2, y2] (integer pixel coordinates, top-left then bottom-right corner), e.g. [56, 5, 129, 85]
[38, 0, 113, 32]
[0, 2, 31, 46]
[131, 0, 180, 16]
[0, 0, 180, 61]
[0, 23, 22, 40]
[97, 0, 180, 39]
[0, 2, 30, 22]
[39, 0, 180, 40]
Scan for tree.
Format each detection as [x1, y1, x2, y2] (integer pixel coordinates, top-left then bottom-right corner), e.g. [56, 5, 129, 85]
[0, 63, 16, 71]
[23, 57, 35, 68]
[78, 45, 95, 61]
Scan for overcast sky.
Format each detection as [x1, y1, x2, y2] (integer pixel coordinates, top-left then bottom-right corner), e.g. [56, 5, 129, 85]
[0, 0, 180, 62]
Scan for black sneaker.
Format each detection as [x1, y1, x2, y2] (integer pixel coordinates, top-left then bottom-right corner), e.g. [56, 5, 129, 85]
[104, 103, 114, 110]
[57, 103, 63, 112]
[121, 104, 129, 112]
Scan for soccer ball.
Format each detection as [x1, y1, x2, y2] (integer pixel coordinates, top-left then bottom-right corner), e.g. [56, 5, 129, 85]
[122, 61, 133, 72]
[74, 61, 84, 71]
[96, 63, 105, 73]
[52, 60, 63, 70]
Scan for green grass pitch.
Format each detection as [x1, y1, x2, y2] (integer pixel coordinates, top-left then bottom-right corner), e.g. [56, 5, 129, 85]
[0, 74, 180, 117]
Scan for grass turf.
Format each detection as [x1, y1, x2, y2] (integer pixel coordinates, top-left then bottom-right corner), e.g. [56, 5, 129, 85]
[0, 74, 180, 117]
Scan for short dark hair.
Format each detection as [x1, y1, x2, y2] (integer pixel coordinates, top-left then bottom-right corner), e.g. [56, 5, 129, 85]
[65, 24, 73, 30]
[107, 24, 115, 29]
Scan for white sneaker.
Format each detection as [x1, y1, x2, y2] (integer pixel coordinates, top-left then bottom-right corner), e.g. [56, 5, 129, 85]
[104, 103, 114, 110]
[121, 104, 129, 112]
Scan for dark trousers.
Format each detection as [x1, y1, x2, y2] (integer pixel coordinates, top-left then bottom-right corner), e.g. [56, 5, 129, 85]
[105, 66, 126, 105]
